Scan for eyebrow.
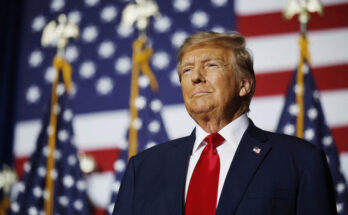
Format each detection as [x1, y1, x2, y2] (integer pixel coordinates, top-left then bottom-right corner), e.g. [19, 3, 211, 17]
[180, 56, 225, 68]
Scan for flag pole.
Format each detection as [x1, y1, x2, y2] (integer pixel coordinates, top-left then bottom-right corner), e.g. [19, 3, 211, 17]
[121, 0, 161, 159]
[41, 14, 78, 215]
[283, 0, 323, 138]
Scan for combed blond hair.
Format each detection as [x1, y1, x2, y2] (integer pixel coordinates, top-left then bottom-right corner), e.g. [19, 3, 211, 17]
[177, 31, 256, 112]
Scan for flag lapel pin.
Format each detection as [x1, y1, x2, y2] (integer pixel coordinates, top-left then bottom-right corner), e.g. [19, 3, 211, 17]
[253, 146, 261, 154]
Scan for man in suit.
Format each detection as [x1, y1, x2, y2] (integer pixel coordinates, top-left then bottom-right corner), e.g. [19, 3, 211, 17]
[113, 31, 337, 215]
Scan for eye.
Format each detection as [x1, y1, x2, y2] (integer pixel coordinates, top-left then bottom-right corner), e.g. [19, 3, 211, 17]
[182, 67, 192, 74]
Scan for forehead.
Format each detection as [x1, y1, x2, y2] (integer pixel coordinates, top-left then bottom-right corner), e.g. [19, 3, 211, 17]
[180, 44, 232, 64]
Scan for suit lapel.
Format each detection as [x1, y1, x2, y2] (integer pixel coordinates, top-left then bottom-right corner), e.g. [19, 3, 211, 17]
[165, 130, 195, 215]
[216, 121, 271, 215]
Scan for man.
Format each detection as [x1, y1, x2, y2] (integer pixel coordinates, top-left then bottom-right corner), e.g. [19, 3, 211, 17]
[113, 31, 337, 215]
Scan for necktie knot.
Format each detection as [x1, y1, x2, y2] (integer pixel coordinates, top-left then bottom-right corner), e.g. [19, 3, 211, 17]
[204, 133, 225, 149]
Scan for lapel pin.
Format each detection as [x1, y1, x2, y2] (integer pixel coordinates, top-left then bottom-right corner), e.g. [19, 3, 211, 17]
[253, 146, 261, 154]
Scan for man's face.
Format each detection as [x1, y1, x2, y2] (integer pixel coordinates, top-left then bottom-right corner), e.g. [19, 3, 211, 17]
[179, 45, 243, 121]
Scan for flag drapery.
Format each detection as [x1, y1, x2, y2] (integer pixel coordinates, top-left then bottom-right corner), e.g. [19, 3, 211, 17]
[10, 58, 91, 215]
[107, 38, 169, 214]
[276, 36, 348, 214]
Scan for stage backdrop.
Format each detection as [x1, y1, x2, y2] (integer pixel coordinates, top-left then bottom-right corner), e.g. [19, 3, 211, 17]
[12, 0, 348, 211]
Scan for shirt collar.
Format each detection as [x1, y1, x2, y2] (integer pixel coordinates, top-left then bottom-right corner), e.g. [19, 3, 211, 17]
[192, 113, 250, 155]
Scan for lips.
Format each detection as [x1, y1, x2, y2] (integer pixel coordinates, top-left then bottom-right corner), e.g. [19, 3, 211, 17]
[192, 90, 211, 97]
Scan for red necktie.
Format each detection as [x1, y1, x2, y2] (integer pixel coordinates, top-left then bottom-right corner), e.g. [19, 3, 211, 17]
[185, 133, 225, 215]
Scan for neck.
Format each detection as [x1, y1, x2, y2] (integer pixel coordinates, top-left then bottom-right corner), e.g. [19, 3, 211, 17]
[193, 108, 246, 133]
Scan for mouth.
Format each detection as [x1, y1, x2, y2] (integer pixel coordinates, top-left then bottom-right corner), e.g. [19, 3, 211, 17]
[192, 90, 211, 97]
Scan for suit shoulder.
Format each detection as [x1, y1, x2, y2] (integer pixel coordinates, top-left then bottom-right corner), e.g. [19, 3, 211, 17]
[131, 135, 192, 163]
[265, 130, 317, 152]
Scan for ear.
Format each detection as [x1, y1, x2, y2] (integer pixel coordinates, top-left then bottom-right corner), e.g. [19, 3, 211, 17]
[239, 78, 252, 97]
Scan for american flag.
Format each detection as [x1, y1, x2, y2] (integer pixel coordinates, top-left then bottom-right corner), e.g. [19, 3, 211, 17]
[12, 0, 348, 213]
[107, 72, 170, 214]
[276, 59, 348, 214]
[10, 68, 91, 214]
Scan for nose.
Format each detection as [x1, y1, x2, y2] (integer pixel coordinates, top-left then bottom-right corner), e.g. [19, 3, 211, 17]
[191, 66, 205, 84]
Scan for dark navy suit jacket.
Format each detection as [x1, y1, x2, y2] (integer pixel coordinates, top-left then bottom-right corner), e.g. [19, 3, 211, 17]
[113, 121, 337, 215]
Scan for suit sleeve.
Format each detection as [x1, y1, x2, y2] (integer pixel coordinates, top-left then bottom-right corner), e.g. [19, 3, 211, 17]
[296, 148, 337, 215]
[112, 157, 136, 215]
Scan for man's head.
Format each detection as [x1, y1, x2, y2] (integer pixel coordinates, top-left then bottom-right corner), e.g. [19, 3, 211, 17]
[177, 31, 255, 130]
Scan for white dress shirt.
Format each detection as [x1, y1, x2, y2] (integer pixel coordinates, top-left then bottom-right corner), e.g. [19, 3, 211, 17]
[184, 114, 250, 204]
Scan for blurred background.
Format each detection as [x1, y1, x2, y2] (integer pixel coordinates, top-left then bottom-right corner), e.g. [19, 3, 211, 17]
[1, 0, 348, 214]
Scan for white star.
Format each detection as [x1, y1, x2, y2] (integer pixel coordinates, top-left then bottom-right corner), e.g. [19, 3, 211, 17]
[17, 182, 25, 192]
[56, 83, 65, 96]
[114, 160, 126, 172]
[132, 118, 143, 129]
[68, 10, 82, 24]
[313, 90, 320, 100]
[302, 64, 310, 74]
[55, 150, 62, 160]
[64, 109, 73, 121]
[24, 162, 31, 172]
[154, 16, 171, 33]
[322, 136, 333, 146]
[45, 66, 57, 83]
[152, 51, 170, 70]
[28, 207, 38, 215]
[171, 31, 188, 49]
[58, 129, 69, 142]
[134, 96, 147, 110]
[100, 6, 118, 22]
[115, 56, 132, 75]
[50, 0, 65, 11]
[336, 182, 346, 193]
[98, 41, 115, 58]
[74, 200, 83, 211]
[211, 0, 228, 7]
[28, 50, 44, 67]
[294, 84, 304, 95]
[145, 141, 157, 149]
[337, 203, 343, 213]
[173, 0, 191, 12]
[79, 60, 96, 79]
[65, 45, 79, 62]
[211, 26, 225, 33]
[148, 120, 160, 133]
[68, 155, 77, 166]
[116, 25, 134, 38]
[63, 175, 74, 188]
[50, 169, 58, 180]
[138, 75, 150, 88]
[284, 123, 295, 135]
[307, 107, 318, 120]
[37, 166, 46, 177]
[31, 15, 46, 32]
[112, 181, 121, 193]
[11, 202, 20, 212]
[170, 69, 180, 86]
[288, 103, 299, 116]
[151, 99, 162, 112]
[77, 180, 86, 191]
[85, 0, 99, 7]
[59, 196, 69, 207]
[32, 186, 42, 198]
[96, 77, 114, 95]
[42, 146, 50, 157]
[304, 128, 315, 141]
[191, 10, 209, 28]
[82, 25, 99, 43]
[26, 85, 41, 104]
